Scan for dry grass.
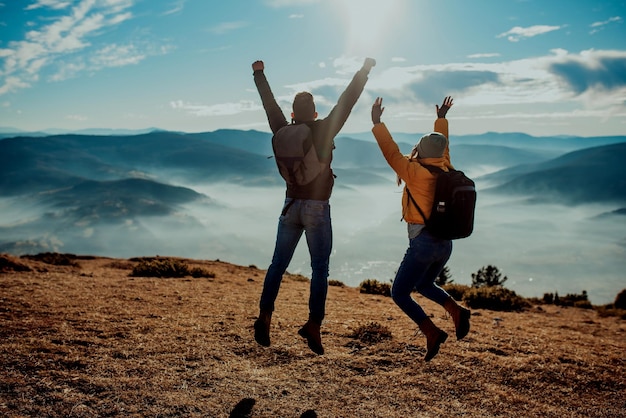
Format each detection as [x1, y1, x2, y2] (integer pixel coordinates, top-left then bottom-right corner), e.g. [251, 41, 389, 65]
[1, 254, 625, 417]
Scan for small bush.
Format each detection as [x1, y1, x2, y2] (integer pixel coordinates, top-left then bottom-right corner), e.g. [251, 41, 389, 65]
[288, 273, 310, 282]
[614, 289, 626, 310]
[595, 306, 626, 319]
[190, 266, 215, 278]
[328, 279, 345, 287]
[463, 286, 529, 312]
[22, 252, 79, 267]
[552, 290, 590, 308]
[349, 322, 392, 344]
[0, 254, 32, 273]
[129, 259, 214, 278]
[359, 279, 391, 297]
[442, 283, 471, 301]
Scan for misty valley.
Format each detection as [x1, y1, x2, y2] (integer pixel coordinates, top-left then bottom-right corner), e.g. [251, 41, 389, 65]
[1, 129, 625, 305]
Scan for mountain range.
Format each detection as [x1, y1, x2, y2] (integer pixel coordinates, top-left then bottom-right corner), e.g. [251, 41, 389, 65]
[0, 128, 625, 259]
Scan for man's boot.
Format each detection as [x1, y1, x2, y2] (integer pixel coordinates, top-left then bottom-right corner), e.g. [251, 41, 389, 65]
[254, 310, 272, 347]
[443, 297, 471, 340]
[418, 317, 448, 362]
[298, 319, 324, 355]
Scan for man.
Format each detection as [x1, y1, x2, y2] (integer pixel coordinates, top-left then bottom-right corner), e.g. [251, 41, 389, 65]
[251, 58, 375, 354]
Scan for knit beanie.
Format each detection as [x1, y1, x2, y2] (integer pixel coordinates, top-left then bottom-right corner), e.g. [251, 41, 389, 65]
[415, 132, 448, 158]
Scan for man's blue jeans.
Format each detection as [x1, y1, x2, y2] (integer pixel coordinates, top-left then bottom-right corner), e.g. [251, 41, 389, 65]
[391, 229, 453, 324]
[259, 198, 332, 323]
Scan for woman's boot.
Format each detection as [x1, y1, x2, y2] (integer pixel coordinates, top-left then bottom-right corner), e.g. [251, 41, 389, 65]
[254, 310, 272, 347]
[418, 317, 448, 361]
[443, 297, 471, 340]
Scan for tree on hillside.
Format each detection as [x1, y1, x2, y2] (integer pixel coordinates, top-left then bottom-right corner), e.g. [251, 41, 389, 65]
[471, 265, 508, 288]
[435, 266, 453, 286]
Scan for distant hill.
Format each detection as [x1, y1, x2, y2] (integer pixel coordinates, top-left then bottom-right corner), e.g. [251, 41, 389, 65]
[0, 178, 210, 256]
[1, 129, 624, 204]
[343, 131, 626, 153]
[485, 142, 626, 204]
[0, 132, 279, 195]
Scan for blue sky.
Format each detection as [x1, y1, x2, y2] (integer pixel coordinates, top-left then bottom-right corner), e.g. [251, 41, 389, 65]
[1, 0, 625, 136]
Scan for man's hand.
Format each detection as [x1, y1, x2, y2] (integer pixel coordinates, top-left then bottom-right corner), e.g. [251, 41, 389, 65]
[363, 57, 376, 72]
[252, 60, 264, 72]
[436, 96, 453, 119]
[372, 97, 384, 124]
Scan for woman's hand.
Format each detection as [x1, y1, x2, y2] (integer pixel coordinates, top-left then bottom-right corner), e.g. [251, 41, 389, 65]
[372, 97, 385, 124]
[436, 96, 453, 119]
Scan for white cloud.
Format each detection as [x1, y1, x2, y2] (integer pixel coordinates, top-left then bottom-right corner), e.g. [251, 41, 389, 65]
[289, 14, 304, 18]
[0, 76, 30, 95]
[66, 114, 87, 121]
[265, 0, 319, 7]
[90, 44, 145, 68]
[0, 0, 139, 95]
[391, 57, 406, 62]
[467, 53, 500, 59]
[332, 55, 363, 74]
[360, 49, 626, 128]
[497, 25, 561, 42]
[209, 21, 247, 35]
[170, 100, 261, 117]
[590, 16, 622, 34]
[25, 0, 71, 10]
[162, 0, 185, 16]
[590, 16, 622, 28]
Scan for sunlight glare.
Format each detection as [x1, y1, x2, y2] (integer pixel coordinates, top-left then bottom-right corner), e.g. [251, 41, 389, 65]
[334, 0, 408, 55]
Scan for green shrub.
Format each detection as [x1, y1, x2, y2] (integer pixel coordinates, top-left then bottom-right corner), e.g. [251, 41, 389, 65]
[614, 289, 626, 310]
[359, 279, 391, 297]
[328, 279, 345, 287]
[471, 265, 508, 288]
[542, 293, 554, 304]
[442, 283, 471, 301]
[129, 259, 214, 278]
[348, 322, 392, 344]
[22, 252, 79, 267]
[288, 273, 310, 282]
[463, 286, 529, 312]
[435, 266, 453, 286]
[554, 290, 590, 308]
[190, 266, 215, 278]
[595, 306, 626, 320]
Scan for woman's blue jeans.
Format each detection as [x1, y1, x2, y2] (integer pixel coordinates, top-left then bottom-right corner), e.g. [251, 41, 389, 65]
[392, 229, 453, 324]
[259, 198, 332, 323]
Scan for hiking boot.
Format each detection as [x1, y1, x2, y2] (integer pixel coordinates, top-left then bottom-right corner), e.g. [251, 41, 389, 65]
[444, 297, 471, 340]
[254, 310, 272, 347]
[298, 320, 324, 355]
[418, 317, 448, 362]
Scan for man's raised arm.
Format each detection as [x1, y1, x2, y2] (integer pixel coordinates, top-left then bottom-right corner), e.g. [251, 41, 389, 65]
[252, 60, 288, 134]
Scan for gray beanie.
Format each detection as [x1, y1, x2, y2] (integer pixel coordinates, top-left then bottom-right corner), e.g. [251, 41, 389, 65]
[415, 132, 448, 158]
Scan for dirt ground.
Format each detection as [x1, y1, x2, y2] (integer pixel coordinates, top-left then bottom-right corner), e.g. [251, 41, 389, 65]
[1, 254, 625, 417]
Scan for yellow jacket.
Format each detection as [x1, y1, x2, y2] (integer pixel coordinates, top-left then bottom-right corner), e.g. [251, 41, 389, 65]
[372, 118, 453, 224]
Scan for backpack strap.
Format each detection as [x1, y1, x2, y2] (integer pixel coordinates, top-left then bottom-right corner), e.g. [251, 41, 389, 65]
[420, 164, 445, 174]
[404, 187, 427, 222]
[403, 163, 444, 222]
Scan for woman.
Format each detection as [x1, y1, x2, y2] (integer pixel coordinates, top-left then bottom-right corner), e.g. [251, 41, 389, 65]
[370, 96, 470, 361]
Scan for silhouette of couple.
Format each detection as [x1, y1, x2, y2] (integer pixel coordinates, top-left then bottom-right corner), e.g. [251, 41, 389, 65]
[251, 59, 470, 361]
